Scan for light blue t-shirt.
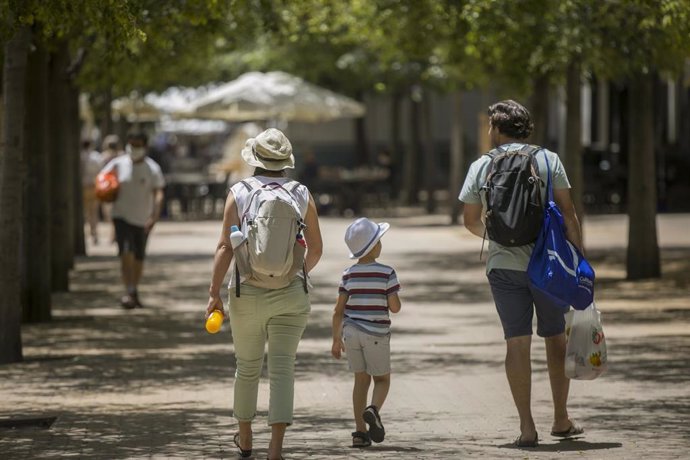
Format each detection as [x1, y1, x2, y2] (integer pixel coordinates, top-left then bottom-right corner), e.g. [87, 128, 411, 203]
[459, 143, 571, 274]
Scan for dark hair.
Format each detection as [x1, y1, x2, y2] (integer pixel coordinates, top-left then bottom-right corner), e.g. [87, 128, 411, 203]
[254, 167, 286, 177]
[127, 131, 148, 144]
[488, 100, 533, 139]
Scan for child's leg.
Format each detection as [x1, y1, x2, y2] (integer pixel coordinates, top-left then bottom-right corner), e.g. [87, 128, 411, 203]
[353, 372, 371, 432]
[371, 373, 391, 410]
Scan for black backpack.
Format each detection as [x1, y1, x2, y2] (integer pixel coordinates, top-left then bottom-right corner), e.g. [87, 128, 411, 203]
[481, 144, 544, 247]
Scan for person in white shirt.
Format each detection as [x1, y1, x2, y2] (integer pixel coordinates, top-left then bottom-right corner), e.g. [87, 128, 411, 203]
[100, 132, 165, 309]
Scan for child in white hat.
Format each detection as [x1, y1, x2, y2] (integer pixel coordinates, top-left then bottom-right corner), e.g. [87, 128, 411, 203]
[331, 217, 402, 448]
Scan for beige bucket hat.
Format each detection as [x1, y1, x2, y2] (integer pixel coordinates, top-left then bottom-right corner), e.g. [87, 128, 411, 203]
[240, 128, 295, 171]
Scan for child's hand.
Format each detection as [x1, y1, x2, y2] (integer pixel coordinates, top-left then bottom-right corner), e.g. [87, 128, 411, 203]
[331, 339, 344, 359]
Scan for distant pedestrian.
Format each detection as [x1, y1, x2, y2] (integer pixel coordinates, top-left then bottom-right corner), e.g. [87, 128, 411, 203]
[100, 132, 165, 309]
[206, 128, 323, 460]
[100, 134, 125, 242]
[459, 100, 584, 447]
[81, 139, 104, 245]
[331, 217, 402, 448]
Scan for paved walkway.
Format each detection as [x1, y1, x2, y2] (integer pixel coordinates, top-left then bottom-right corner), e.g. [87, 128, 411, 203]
[1, 213, 689, 459]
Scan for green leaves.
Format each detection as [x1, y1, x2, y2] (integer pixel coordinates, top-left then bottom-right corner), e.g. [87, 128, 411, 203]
[4, 0, 689, 102]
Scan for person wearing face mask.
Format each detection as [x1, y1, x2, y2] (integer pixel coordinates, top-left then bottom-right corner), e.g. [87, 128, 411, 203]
[99, 131, 166, 309]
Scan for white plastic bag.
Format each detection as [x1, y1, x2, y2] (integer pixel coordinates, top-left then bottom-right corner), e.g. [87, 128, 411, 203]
[564, 303, 607, 380]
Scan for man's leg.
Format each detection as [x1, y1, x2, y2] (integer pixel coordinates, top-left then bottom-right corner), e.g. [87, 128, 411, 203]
[120, 252, 135, 287]
[488, 269, 538, 441]
[532, 283, 575, 434]
[130, 226, 148, 307]
[119, 252, 137, 308]
[545, 333, 572, 432]
[505, 335, 537, 441]
[133, 259, 144, 288]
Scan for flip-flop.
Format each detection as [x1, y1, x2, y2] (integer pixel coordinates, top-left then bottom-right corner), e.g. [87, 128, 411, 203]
[551, 423, 584, 438]
[363, 405, 385, 443]
[514, 432, 539, 448]
[351, 431, 371, 448]
[233, 432, 252, 458]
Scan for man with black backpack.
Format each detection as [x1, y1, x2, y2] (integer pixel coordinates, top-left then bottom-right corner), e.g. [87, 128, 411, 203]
[459, 100, 585, 447]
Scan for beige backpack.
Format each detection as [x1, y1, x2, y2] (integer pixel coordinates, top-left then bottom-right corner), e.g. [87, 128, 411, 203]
[233, 178, 307, 296]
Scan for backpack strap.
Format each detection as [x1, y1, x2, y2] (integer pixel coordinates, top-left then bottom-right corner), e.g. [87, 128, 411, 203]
[285, 180, 301, 193]
[520, 144, 542, 156]
[485, 147, 503, 159]
[235, 262, 240, 298]
[543, 150, 554, 203]
[239, 179, 253, 192]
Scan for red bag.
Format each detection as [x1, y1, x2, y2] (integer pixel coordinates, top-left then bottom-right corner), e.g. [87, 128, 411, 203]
[95, 170, 119, 202]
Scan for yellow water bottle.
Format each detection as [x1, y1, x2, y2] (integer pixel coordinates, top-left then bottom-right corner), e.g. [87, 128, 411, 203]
[205, 310, 224, 334]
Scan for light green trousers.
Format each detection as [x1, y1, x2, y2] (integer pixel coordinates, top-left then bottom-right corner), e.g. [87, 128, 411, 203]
[228, 278, 310, 425]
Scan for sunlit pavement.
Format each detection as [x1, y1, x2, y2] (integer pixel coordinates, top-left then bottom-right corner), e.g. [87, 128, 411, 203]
[1, 213, 689, 459]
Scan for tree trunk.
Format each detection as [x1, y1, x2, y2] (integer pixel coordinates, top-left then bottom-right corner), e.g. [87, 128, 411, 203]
[531, 75, 550, 146]
[421, 89, 436, 214]
[22, 40, 52, 323]
[0, 25, 31, 364]
[67, 82, 83, 260]
[402, 91, 421, 205]
[390, 91, 402, 201]
[449, 91, 464, 224]
[354, 91, 369, 166]
[73, 90, 86, 257]
[626, 74, 661, 279]
[565, 63, 585, 222]
[48, 43, 73, 292]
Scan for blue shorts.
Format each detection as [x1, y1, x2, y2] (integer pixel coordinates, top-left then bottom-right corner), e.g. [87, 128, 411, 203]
[487, 269, 566, 339]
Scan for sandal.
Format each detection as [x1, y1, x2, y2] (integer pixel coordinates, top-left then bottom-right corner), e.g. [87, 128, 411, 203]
[551, 422, 584, 438]
[233, 432, 252, 458]
[351, 431, 371, 448]
[363, 405, 385, 443]
[514, 432, 539, 448]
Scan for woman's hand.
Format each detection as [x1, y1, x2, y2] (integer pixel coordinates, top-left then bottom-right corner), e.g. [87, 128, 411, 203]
[206, 294, 224, 319]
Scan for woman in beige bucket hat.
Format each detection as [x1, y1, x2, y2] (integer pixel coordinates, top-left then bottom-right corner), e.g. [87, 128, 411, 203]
[206, 128, 323, 460]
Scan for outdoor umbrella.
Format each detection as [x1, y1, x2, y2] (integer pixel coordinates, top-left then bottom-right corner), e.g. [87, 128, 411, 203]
[112, 87, 230, 134]
[190, 71, 366, 122]
[111, 93, 162, 122]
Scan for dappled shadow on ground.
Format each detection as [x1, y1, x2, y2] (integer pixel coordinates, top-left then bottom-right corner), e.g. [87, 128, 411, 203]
[587, 247, 690, 302]
[497, 438, 623, 452]
[574, 395, 690, 445]
[0, 407, 236, 459]
[5, 242, 687, 394]
[604, 335, 690, 384]
[2, 227, 690, 458]
[0, 407, 476, 459]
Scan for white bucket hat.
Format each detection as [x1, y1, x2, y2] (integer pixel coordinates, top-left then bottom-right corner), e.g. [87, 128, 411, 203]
[344, 217, 390, 259]
[241, 128, 295, 171]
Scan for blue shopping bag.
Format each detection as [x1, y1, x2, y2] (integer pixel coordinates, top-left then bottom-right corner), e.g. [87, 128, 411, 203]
[527, 153, 595, 310]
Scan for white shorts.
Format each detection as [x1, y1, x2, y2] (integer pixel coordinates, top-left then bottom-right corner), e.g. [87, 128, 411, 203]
[342, 324, 391, 376]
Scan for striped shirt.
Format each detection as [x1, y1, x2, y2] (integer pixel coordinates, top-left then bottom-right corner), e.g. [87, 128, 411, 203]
[338, 262, 401, 337]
